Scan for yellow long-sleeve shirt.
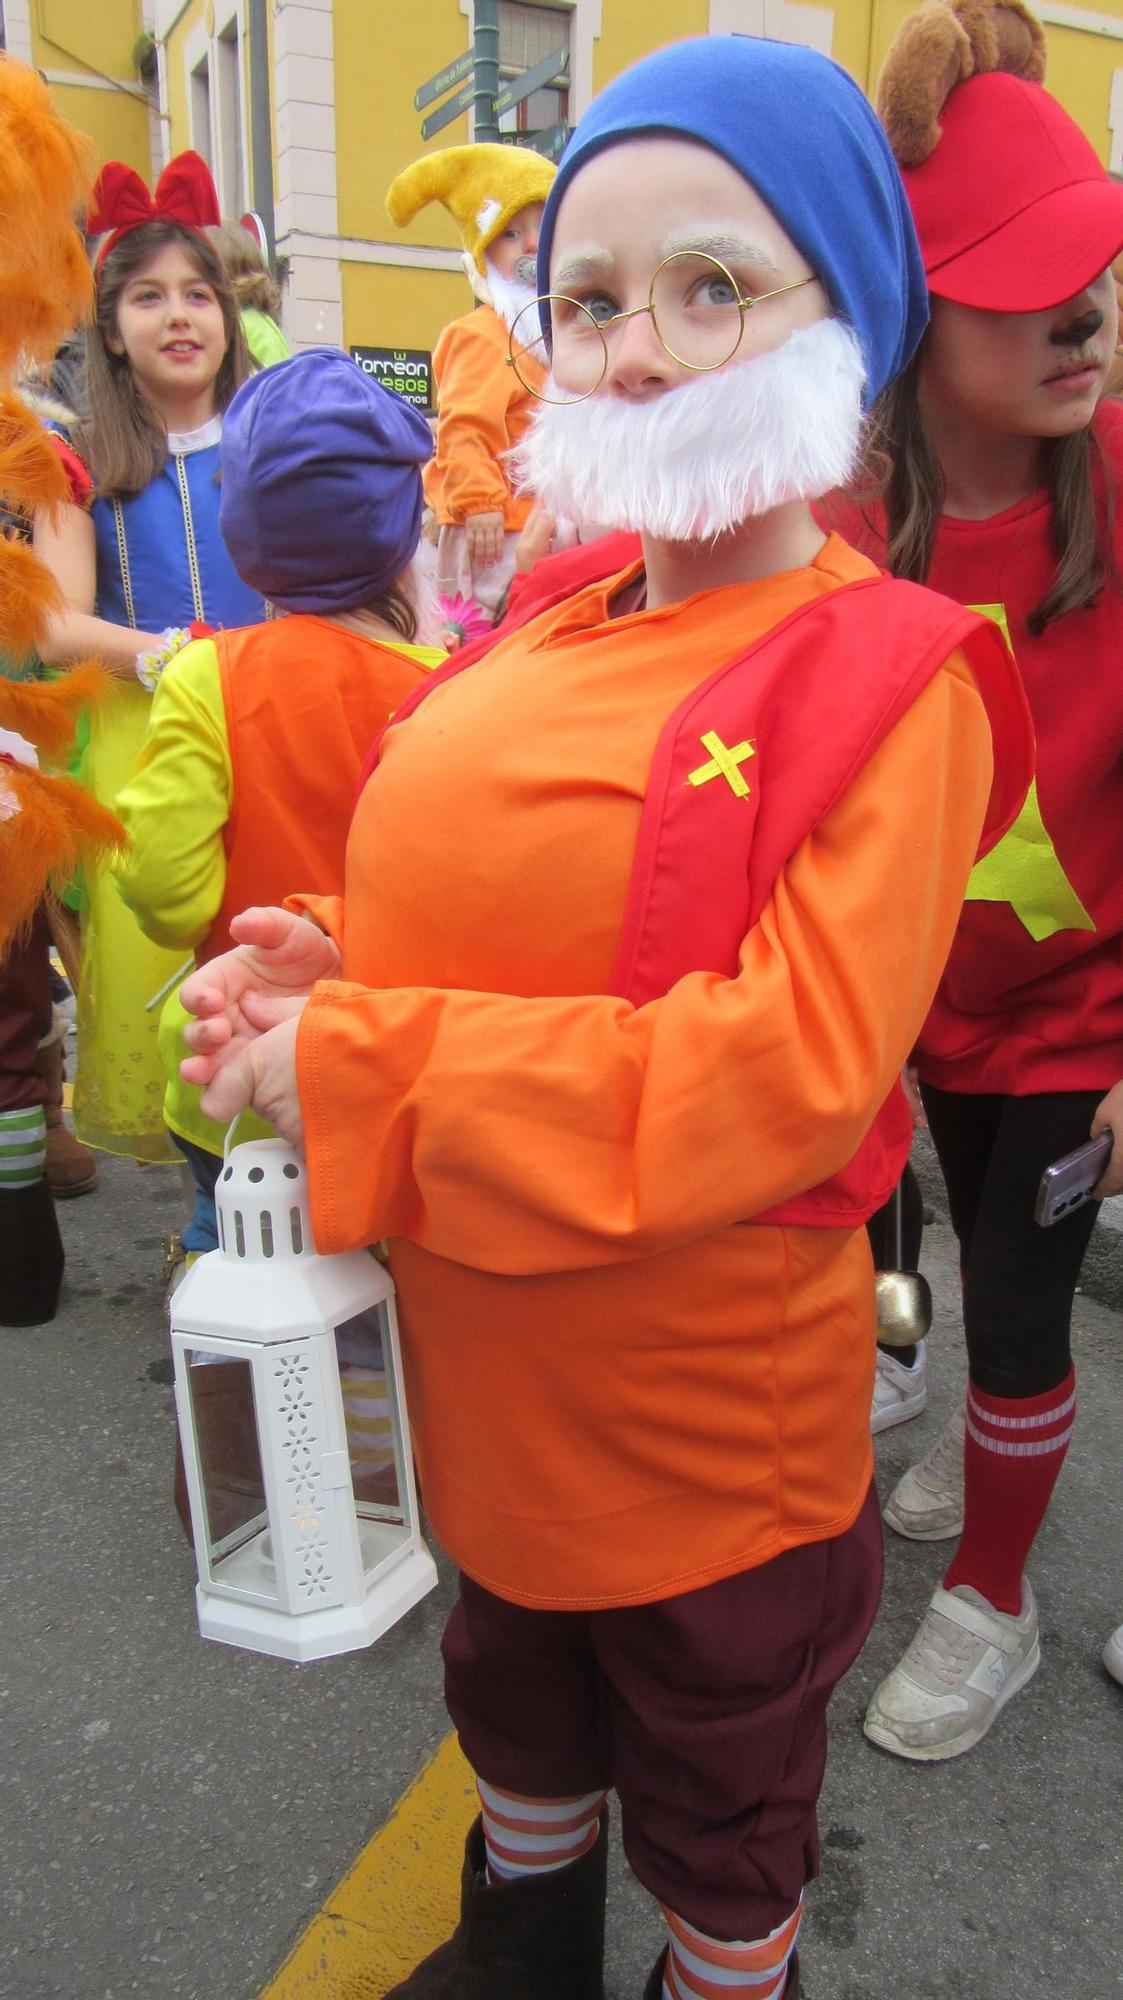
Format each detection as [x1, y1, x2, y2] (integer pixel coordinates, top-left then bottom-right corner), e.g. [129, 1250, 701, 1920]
[115, 627, 443, 1149]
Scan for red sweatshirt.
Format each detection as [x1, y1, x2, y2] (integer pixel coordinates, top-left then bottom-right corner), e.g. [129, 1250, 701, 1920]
[837, 399, 1123, 1095]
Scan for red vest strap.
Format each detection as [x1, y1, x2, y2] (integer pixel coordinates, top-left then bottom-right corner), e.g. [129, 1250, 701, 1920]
[600, 575, 1027, 1227]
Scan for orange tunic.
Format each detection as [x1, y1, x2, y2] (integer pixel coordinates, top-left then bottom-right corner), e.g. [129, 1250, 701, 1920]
[296, 535, 994, 1608]
[424, 305, 542, 529]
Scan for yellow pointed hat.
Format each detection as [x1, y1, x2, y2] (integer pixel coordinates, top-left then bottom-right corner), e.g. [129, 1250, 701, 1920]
[387, 144, 555, 274]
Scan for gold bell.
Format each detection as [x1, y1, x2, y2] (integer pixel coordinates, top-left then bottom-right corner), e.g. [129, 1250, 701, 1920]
[875, 1268, 933, 1348]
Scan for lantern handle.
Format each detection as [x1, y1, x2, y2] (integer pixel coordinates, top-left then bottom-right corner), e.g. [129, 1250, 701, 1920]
[222, 1118, 241, 1166]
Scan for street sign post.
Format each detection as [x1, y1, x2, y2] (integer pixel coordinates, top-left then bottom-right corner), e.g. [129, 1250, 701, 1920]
[420, 78, 477, 142]
[494, 46, 569, 118]
[413, 50, 475, 113]
[413, 22, 568, 149]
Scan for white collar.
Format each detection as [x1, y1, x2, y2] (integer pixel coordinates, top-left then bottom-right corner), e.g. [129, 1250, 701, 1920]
[167, 414, 223, 455]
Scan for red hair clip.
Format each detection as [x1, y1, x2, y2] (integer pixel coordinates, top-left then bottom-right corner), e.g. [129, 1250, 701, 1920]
[89, 151, 220, 269]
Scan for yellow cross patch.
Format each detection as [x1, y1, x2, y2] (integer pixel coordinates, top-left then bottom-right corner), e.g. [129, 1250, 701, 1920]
[686, 730, 756, 799]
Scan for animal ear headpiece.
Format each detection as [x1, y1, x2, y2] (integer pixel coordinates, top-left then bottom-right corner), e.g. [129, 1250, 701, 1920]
[876, 0, 1123, 310]
[89, 151, 221, 271]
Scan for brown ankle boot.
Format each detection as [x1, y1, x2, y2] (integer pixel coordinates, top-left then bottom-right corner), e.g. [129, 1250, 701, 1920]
[385, 1813, 607, 1998]
[36, 1035, 98, 1198]
[643, 1945, 801, 1998]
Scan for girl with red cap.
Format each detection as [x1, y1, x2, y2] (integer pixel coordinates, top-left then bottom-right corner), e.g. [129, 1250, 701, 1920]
[842, 0, 1123, 1757]
[32, 153, 265, 1167]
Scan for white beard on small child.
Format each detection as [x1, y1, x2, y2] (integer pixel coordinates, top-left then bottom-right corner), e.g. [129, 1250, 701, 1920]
[510, 316, 867, 542]
[484, 259, 542, 339]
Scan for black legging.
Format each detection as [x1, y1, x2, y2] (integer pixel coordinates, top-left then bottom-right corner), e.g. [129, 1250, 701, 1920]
[866, 1161, 924, 1274]
[919, 1085, 1102, 1399]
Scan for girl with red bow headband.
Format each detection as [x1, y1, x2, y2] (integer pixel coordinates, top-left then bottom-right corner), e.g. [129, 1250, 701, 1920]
[30, 151, 267, 1171]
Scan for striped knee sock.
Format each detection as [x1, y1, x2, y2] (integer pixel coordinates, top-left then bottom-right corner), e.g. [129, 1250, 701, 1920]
[0, 1106, 47, 1188]
[944, 1369, 1076, 1615]
[662, 1901, 802, 1999]
[477, 1778, 607, 1882]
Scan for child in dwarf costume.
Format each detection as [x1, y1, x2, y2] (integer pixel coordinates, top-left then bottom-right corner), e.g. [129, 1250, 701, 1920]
[386, 143, 554, 620]
[180, 38, 1032, 2000]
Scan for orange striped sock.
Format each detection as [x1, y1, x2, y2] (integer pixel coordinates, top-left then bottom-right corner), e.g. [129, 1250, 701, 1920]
[662, 1900, 802, 1999]
[477, 1779, 607, 1882]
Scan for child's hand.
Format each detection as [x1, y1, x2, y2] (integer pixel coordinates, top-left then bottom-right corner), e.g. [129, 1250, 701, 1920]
[1091, 1080, 1123, 1197]
[180, 906, 339, 1088]
[197, 1008, 305, 1144]
[465, 510, 505, 569]
[902, 1065, 926, 1128]
[515, 506, 556, 573]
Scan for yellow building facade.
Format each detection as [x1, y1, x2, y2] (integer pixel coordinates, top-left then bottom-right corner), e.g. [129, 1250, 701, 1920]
[36, 0, 1123, 381]
[3, 0, 156, 175]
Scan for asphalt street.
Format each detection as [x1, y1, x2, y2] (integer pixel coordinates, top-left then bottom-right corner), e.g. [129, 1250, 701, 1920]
[3, 1132, 1121, 2000]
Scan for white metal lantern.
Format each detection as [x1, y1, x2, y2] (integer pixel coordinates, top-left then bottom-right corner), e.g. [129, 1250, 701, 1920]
[170, 1136, 438, 1662]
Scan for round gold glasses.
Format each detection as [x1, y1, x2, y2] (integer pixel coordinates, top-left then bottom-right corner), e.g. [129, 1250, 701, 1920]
[506, 251, 818, 406]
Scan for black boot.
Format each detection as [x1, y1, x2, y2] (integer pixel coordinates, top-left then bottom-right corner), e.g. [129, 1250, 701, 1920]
[643, 1946, 801, 1998]
[385, 1813, 607, 1998]
[0, 1179, 64, 1325]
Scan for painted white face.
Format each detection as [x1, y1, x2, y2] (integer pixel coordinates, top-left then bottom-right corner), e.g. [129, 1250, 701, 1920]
[514, 137, 864, 539]
[544, 137, 829, 403]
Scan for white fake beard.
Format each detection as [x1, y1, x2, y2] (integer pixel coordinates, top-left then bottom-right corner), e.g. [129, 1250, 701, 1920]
[484, 258, 541, 338]
[511, 317, 866, 542]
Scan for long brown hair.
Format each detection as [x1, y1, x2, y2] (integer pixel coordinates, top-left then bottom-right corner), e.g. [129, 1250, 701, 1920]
[76, 220, 252, 498]
[861, 345, 1111, 635]
[361, 580, 418, 642]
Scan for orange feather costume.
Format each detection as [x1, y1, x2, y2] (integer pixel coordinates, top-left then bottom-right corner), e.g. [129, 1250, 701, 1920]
[0, 58, 123, 955]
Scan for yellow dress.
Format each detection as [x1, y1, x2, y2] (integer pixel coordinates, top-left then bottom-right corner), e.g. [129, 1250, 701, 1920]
[70, 415, 266, 1161]
[73, 682, 184, 1161]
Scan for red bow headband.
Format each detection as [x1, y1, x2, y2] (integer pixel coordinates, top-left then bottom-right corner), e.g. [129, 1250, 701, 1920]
[88, 151, 220, 270]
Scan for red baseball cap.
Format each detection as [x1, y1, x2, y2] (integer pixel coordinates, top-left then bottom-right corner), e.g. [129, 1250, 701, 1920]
[901, 72, 1123, 311]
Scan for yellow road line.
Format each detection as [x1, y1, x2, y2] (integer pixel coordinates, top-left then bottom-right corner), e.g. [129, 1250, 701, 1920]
[260, 1732, 476, 1999]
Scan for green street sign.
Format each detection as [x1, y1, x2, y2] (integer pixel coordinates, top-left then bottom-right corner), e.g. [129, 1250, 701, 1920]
[494, 45, 569, 117]
[520, 120, 571, 162]
[420, 77, 476, 140]
[413, 50, 475, 113]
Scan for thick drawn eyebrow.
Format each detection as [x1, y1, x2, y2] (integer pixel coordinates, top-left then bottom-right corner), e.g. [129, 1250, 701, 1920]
[657, 227, 781, 273]
[549, 246, 617, 291]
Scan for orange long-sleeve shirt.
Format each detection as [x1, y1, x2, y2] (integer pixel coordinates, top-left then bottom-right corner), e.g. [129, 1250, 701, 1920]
[424, 305, 542, 529]
[296, 535, 994, 1609]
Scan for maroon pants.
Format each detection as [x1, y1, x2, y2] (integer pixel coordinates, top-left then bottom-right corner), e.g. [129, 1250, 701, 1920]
[443, 1483, 882, 1941]
[0, 907, 50, 1117]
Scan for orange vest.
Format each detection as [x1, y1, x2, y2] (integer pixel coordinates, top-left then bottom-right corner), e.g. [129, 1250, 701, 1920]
[203, 617, 427, 963]
[366, 575, 1031, 1226]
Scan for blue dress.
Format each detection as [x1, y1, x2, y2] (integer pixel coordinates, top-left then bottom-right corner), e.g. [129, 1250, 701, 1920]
[75, 417, 267, 1160]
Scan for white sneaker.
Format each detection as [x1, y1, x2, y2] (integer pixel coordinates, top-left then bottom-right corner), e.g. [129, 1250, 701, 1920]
[864, 1580, 1040, 1761]
[871, 1341, 928, 1435]
[1104, 1623, 1123, 1686]
[882, 1410, 965, 1541]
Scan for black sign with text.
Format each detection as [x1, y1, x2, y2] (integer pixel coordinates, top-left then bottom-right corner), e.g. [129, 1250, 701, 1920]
[350, 345, 433, 412]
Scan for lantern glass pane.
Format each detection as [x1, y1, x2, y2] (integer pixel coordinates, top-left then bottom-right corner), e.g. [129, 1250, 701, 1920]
[334, 1306, 407, 1535]
[184, 1351, 271, 1574]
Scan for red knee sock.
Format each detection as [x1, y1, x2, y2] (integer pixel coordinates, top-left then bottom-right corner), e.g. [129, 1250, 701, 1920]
[944, 1369, 1075, 1614]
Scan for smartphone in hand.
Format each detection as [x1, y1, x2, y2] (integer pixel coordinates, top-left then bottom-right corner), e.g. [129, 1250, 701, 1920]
[1034, 1131, 1114, 1228]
